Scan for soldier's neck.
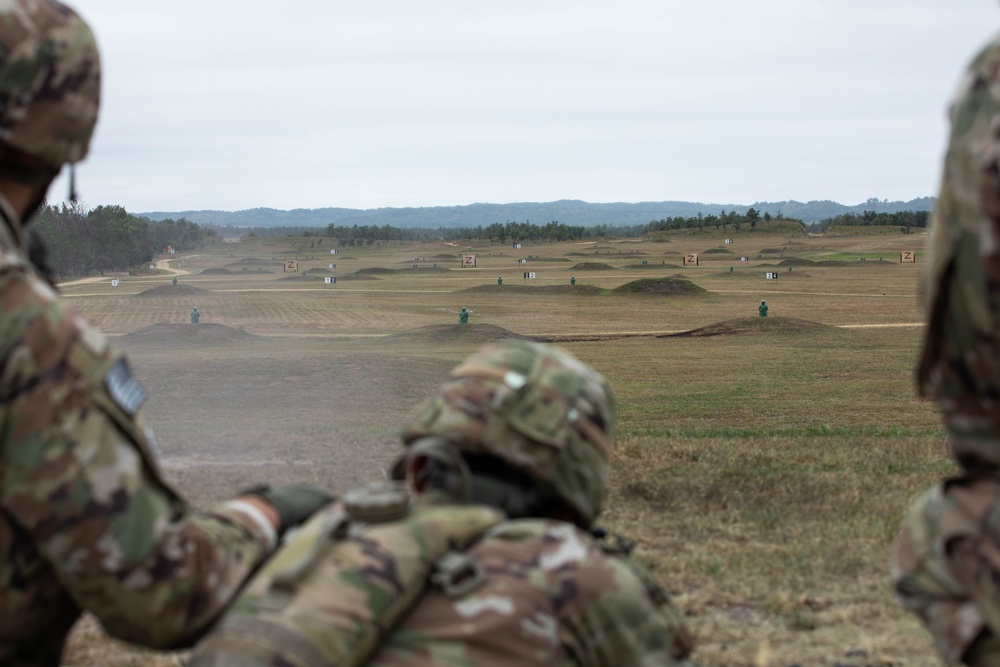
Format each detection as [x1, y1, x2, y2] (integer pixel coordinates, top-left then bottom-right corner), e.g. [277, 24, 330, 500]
[0, 179, 43, 222]
[0, 180, 50, 247]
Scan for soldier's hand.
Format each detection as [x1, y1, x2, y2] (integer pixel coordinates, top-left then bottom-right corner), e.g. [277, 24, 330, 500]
[242, 485, 336, 535]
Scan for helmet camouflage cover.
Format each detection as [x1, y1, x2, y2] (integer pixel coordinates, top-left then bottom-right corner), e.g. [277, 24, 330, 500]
[400, 339, 615, 526]
[0, 0, 100, 173]
[918, 37, 1000, 470]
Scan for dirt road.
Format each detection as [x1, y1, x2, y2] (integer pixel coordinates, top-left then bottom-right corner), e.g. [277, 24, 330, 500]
[155, 257, 190, 275]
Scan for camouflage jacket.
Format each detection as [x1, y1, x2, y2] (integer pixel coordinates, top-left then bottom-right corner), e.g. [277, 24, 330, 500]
[190, 487, 694, 667]
[368, 516, 695, 667]
[0, 203, 277, 666]
[892, 477, 1000, 666]
[916, 31, 1000, 464]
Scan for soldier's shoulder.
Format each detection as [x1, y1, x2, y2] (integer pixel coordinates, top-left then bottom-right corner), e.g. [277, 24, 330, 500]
[893, 478, 1000, 577]
[968, 32, 1000, 75]
[0, 234, 115, 395]
[484, 518, 671, 599]
[951, 33, 1000, 112]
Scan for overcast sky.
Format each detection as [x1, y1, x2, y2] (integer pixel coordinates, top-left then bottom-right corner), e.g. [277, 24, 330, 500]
[53, 1, 1000, 213]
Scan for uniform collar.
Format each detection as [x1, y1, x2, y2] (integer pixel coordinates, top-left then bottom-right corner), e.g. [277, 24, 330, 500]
[0, 191, 24, 248]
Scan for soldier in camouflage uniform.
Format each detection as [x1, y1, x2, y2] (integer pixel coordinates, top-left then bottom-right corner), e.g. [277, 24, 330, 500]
[0, 2, 334, 664]
[891, 31, 1000, 667]
[190, 339, 695, 667]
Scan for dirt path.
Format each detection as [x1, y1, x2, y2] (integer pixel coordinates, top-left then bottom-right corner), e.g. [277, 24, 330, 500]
[57, 276, 108, 287]
[838, 322, 923, 329]
[156, 257, 190, 275]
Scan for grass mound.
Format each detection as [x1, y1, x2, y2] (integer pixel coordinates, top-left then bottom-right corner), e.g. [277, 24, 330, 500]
[777, 258, 816, 266]
[702, 248, 733, 254]
[614, 278, 707, 296]
[388, 324, 530, 344]
[278, 275, 319, 282]
[571, 262, 614, 270]
[335, 274, 379, 281]
[118, 323, 260, 347]
[357, 267, 395, 274]
[460, 284, 601, 295]
[200, 268, 232, 275]
[134, 284, 210, 298]
[662, 316, 834, 338]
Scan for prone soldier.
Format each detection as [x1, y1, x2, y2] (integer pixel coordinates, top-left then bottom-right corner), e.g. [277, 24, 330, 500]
[190, 339, 696, 666]
[0, 2, 334, 663]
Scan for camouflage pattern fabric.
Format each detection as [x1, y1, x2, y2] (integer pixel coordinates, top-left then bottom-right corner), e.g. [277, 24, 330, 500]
[0, 206, 277, 665]
[916, 32, 1000, 469]
[190, 489, 694, 667]
[893, 30, 1000, 666]
[189, 491, 508, 667]
[401, 340, 614, 526]
[0, 0, 100, 169]
[892, 477, 1000, 666]
[368, 516, 695, 667]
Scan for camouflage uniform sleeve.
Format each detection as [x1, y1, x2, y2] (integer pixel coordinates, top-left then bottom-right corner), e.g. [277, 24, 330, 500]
[558, 528, 695, 666]
[891, 478, 1000, 666]
[0, 268, 276, 649]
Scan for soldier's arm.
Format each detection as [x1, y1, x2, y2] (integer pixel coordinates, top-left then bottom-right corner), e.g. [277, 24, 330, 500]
[0, 275, 280, 649]
[563, 551, 696, 667]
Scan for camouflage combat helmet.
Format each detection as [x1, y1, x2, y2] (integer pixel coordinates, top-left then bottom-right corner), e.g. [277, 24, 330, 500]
[399, 339, 615, 526]
[917, 39, 1000, 471]
[0, 0, 100, 179]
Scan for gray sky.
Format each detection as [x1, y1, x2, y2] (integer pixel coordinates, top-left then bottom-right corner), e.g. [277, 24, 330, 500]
[53, 1, 1000, 213]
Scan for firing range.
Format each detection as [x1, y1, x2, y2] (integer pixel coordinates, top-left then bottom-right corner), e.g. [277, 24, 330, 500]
[58, 225, 939, 666]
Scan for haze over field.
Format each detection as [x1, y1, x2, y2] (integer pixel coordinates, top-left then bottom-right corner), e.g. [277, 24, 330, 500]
[54, 1, 998, 214]
[139, 196, 935, 228]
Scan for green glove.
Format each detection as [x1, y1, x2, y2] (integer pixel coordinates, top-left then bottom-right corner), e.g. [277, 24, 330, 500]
[244, 485, 336, 534]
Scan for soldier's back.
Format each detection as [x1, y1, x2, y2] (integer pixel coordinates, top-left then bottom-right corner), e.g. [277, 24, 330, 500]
[369, 518, 694, 667]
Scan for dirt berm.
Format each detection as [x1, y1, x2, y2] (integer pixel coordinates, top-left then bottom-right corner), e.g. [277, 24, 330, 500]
[661, 317, 833, 338]
[134, 284, 211, 298]
[613, 277, 707, 296]
[117, 323, 261, 348]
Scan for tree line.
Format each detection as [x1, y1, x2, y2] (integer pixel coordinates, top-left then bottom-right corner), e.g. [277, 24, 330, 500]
[24, 200, 931, 278]
[30, 203, 216, 278]
[318, 220, 622, 245]
[809, 210, 930, 233]
[222, 210, 797, 245]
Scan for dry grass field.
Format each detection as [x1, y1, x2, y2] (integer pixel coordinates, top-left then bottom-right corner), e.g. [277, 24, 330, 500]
[57, 225, 946, 666]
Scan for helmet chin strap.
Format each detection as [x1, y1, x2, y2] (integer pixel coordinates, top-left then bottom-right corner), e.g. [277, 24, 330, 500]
[405, 438, 473, 501]
[68, 163, 76, 202]
[402, 437, 566, 524]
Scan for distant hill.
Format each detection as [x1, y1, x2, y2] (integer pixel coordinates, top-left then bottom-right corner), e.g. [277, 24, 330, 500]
[140, 197, 934, 228]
